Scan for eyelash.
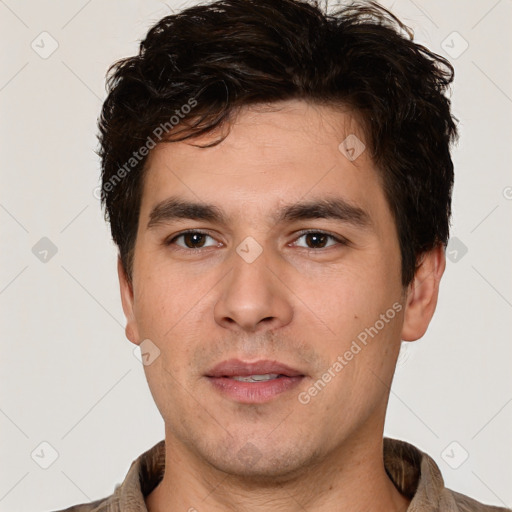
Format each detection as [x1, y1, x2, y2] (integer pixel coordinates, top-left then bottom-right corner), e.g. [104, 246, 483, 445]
[164, 229, 349, 252]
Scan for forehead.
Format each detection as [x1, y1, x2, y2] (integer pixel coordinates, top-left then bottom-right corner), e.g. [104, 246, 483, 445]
[139, 99, 389, 227]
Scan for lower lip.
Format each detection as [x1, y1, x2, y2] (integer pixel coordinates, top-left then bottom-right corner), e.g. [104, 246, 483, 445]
[206, 376, 304, 403]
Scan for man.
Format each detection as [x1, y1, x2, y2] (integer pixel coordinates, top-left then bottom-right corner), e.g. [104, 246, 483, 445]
[57, 0, 509, 510]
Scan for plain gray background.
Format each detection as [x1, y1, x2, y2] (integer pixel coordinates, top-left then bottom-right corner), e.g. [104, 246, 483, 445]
[1, 0, 511, 510]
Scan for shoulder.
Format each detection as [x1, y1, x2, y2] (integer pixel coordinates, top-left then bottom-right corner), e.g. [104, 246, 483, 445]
[383, 437, 510, 512]
[48, 439, 164, 512]
[50, 495, 114, 512]
[49, 483, 123, 512]
[448, 488, 511, 512]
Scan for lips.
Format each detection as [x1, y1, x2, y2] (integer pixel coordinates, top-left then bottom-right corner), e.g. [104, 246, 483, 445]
[205, 359, 306, 404]
[205, 359, 304, 378]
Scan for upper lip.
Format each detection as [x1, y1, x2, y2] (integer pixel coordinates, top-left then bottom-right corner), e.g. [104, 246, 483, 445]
[206, 359, 304, 378]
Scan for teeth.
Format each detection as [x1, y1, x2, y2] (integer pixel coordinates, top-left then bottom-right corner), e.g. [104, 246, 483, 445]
[231, 374, 281, 382]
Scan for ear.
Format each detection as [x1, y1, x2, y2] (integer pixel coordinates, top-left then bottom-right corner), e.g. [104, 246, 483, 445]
[401, 245, 446, 342]
[117, 257, 141, 346]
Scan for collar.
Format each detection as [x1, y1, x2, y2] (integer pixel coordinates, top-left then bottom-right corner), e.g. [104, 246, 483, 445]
[109, 437, 467, 511]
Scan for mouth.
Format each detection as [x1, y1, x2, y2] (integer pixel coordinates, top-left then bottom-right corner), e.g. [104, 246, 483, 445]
[205, 359, 306, 404]
[229, 373, 286, 382]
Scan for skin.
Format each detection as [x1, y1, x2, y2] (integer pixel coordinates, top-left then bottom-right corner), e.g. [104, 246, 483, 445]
[118, 99, 445, 511]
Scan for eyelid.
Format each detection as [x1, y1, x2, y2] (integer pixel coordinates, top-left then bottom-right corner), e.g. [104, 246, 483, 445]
[165, 229, 221, 248]
[290, 229, 350, 248]
[165, 228, 349, 251]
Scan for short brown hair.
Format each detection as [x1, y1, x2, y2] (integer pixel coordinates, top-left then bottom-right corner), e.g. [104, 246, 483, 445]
[98, 0, 458, 285]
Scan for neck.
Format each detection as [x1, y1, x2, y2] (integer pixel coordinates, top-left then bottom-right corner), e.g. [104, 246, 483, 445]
[145, 430, 410, 512]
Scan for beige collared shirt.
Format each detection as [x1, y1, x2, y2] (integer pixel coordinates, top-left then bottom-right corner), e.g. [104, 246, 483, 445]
[55, 438, 510, 512]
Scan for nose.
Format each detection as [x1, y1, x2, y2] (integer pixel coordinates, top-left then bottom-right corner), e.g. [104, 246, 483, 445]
[213, 248, 294, 333]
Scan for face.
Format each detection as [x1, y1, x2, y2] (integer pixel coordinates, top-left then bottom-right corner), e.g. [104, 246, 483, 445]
[119, 99, 438, 479]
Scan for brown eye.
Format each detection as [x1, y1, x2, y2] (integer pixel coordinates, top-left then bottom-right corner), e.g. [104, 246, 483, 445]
[182, 232, 207, 248]
[167, 231, 218, 249]
[293, 231, 344, 249]
[304, 233, 329, 248]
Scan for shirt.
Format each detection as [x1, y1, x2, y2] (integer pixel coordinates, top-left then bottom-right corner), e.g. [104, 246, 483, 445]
[54, 437, 510, 512]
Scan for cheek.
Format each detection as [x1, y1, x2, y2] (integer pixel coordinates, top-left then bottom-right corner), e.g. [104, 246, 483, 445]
[134, 271, 200, 412]
[307, 258, 397, 322]
[303, 258, 404, 375]
[133, 257, 193, 330]
[132, 263, 210, 365]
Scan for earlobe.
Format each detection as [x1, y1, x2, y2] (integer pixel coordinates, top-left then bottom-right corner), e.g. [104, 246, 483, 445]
[117, 257, 141, 345]
[401, 245, 446, 342]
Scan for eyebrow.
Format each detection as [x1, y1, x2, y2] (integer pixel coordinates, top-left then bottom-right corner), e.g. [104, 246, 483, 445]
[147, 196, 371, 229]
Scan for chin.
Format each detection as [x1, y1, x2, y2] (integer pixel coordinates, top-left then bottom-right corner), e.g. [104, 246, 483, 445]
[199, 440, 318, 482]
